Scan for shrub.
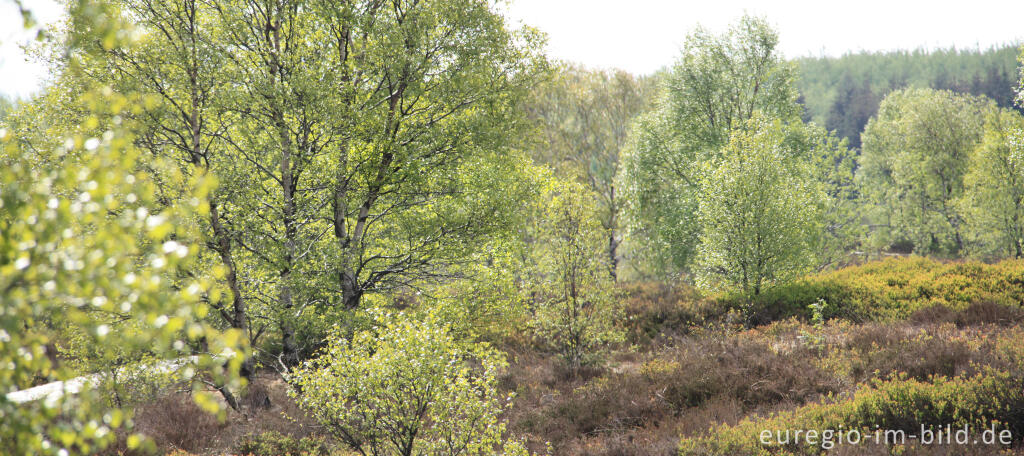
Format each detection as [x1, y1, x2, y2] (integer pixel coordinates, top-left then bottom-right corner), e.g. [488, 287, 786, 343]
[287, 312, 527, 456]
[236, 432, 331, 456]
[820, 326, 976, 383]
[514, 334, 839, 450]
[909, 300, 1024, 327]
[528, 181, 624, 374]
[619, 282, 712, 344]
[651, 337, 839, 411]
[679, 369, 1024, 455]
[240, 380, 272, 411]
[132, 393, 225, 454]
[721, 257, 1024, 324]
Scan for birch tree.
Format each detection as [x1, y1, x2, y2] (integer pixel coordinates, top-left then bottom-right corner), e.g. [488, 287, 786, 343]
[860, 88, 993, 255]
[619, 15, 800, 273]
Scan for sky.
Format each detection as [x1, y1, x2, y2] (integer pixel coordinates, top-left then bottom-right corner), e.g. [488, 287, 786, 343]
[501, 0, 1024, 75]
[0, 0, 63, 99]
[2, 0, 1023, 99]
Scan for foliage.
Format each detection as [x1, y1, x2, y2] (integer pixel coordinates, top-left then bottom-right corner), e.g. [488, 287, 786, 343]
[0, 95, 14, 120]
[505, 319, 841, 454]
[619, 14, 801, 274]
[798, 45, 1022, 148]
[10, 3, 1024, 455]
[0, 78, 243, 456]
[789, 124, 862, 271]
[427, 237, 533, 344]
[51, 0, 548, 366]
[859, 88, 994, 255]
[797, 299, 828, 351]
[527, 181, 624, 373]
[818, 323, 978, 384]
[1014, 44, 1024, 107]
[287, 313, 527, 456]
[721, 257, 1024, 323]
[236, 432, 332, 456]
[0, 3, 245, 455]
[961, 109, 1024, 258]
[618, 281, 706, 344]
[418, 160, 550, 344]
[693, 117, 825, 296]
[525, 65, 656, 280]
[678, 368, 1024, 455]
[505, 306, 1024, 455]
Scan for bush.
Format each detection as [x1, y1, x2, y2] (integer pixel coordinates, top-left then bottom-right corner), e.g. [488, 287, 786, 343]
[649, 337, 839, 411]
[132, 393, 225, 454]
[619, 282, 711, 344]
[236, 432, 331, 456]
[679, 369, 1024, 455]
[287, 312, 527, 456]
[527, 181, 624, 374]
[512, 333, 839, 450]
[820, 325, 976, 383]
[909, 300, 1024, 327]
[720, 257, 1024, 324]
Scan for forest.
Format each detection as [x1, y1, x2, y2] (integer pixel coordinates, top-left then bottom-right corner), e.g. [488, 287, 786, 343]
[797, 44, 1022, 148]
[2, 1, 1024, 455]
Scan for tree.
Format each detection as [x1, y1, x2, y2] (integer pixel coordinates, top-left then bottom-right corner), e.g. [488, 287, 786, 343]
[693, 117, 824, 295]
[287, 313, 526, 456]
[302, 0, 545, 312]
[69, 0, 269, 374]
[68, 0, 546, 364]
[787, 122, 861, 271]
[1017, 45, 1024, 107]
[527, 181, 622, 374]
[0, 47, 243, 456]
[0, 95, 14, 120]
[824, 75, 879, 149]
[619, 14, 800, 274]
[798, 45, 1022, 147]
[859, 88, 994, 255]
[961, 109, 1024, 258]
[525, 66, 655, 280]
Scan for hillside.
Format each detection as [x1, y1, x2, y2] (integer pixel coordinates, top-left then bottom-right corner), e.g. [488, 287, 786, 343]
[6, 4, 1024, 455]
[797, 45, 1022, 147]
[88, 257, 1024, 455]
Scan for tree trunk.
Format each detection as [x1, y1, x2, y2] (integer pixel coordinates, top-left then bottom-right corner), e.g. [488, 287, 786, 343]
[340, 270, 363, 310]
[608, 229, 619, 282]
[276, 118, 299, 365]
[209, 199, 255, 377]
[273, 107, 299, 365]
[266, 13, 300, 366]
[606, 186, 619, 281]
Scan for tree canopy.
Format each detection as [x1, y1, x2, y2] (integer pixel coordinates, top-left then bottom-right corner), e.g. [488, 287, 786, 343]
[58, 0, 547, 365]
[860, 87, 994, 255]
[619, 14, 801, 274]
[798, 45, 1022, 148]
[0, 7, 245, 451]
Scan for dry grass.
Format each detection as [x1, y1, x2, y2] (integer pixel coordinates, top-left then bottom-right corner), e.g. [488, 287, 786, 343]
[503, 325, 843, 454]
[94, 260, 1024, 455]
[503, 308, 1024, 455]
[97, 373, 327, 455]
[133, 393, 227, 454]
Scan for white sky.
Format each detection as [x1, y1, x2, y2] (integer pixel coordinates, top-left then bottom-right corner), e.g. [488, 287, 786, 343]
[2, 0, 1023, 98]
[1, 0, 63, 99]
[503, 0, 1024, 74]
